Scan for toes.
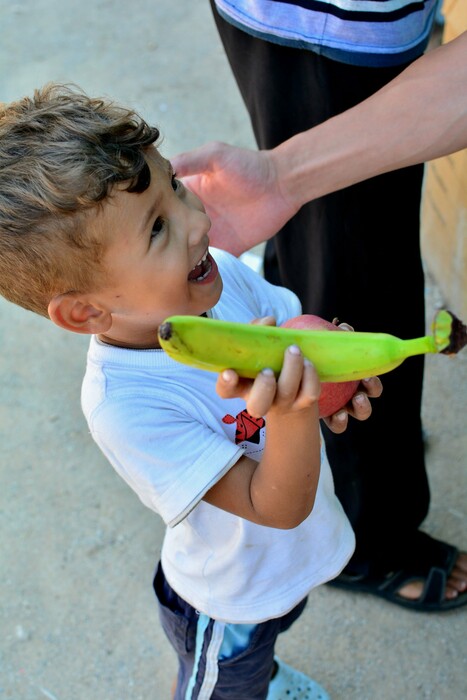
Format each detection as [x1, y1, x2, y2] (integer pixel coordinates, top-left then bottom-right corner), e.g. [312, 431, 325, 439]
[447, 563, 467, 594]
[444, 583, 461, 600]
[454, 551, 467, 574]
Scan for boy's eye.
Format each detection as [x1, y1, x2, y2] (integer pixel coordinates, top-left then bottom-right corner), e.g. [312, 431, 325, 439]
[151, 217, 165, 239]
[171, 173, 182, 192]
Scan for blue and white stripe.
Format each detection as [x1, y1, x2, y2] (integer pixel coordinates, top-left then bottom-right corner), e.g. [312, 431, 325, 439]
[214, 0, 441, 66]
[185, 615, 257, 699]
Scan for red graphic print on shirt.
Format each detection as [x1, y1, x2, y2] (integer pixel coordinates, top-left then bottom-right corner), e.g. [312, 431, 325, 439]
[222, 410, 265, 445]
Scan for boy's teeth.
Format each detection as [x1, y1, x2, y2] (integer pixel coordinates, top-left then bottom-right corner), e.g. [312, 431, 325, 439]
[188, 251, 211, 281]
[192, 251, 208, 270]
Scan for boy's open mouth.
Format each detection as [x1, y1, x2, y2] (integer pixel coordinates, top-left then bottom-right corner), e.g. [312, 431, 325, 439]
[188, 250, 212, 282]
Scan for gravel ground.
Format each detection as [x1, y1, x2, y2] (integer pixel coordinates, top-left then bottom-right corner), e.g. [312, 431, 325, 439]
[0, 2, 466, 699]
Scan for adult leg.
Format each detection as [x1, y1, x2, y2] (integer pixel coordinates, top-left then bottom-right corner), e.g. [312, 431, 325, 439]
[211, 5, 467, 609]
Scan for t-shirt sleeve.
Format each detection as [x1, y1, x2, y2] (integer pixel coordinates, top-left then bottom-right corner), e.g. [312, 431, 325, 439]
[87, 390, 243, 528]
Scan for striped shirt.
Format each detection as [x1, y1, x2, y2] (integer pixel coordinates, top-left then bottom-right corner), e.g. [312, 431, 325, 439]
[213, 0, 441, 66]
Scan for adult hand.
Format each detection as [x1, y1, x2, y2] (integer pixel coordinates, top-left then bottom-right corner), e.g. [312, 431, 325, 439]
[172, 141, 297, 256]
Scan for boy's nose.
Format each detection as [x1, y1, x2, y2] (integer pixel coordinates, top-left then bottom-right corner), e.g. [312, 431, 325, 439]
[188, 208, 211, 242]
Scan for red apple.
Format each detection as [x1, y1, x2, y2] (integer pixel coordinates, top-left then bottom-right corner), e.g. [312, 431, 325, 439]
[281, 314, 360, 418]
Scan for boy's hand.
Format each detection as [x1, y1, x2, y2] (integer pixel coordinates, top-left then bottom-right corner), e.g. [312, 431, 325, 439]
[322, 375, 383, 433]
[217, 367, 382, 426]
[215, 314, 278, 413]
[217, 314, 382, 427]
[217, 345, 320, 419]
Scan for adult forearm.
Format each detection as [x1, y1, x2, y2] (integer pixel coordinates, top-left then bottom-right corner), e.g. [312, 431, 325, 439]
[274, 32, 467, 212]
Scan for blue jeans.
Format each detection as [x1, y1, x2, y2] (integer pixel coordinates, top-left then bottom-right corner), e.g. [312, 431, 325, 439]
[153, 562, 308, 699]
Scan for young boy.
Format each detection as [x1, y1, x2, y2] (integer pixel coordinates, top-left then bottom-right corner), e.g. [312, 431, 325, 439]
[0, 84, 381, 700]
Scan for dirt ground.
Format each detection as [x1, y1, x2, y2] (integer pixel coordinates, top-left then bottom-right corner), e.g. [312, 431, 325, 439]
[0, 2, 466, 699]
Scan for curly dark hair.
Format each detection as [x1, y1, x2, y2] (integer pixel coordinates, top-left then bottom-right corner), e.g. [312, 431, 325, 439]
[0, 83, 160, 316]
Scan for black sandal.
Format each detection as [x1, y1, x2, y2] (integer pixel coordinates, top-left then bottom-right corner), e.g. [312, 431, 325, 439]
[328, 533, 467, 612]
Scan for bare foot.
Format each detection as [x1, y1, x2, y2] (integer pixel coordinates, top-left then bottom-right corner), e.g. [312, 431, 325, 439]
[398, 551, 467, 601]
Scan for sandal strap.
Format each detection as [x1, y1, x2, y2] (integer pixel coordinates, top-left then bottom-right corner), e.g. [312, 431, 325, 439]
[377, 560, 451, 606]
[421, 567, 447, 606]
[408, 532, 459, 576]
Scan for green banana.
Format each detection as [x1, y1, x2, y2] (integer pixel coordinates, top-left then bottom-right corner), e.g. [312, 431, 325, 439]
[158, 309, 466, 382]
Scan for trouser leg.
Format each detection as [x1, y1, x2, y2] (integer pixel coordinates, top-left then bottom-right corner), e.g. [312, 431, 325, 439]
[154, 562, 308, 699]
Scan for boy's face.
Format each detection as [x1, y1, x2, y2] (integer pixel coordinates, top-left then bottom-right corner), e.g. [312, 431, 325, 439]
[89, 148, 222, 349]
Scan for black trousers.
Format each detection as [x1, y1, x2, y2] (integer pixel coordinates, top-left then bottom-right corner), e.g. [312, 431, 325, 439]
[212, 3, 429, 572]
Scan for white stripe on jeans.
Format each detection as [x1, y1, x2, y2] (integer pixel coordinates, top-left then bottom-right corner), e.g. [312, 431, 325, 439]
[198, 617, 226, 699]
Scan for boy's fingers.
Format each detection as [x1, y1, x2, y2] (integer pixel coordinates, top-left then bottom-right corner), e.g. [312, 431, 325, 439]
[218, 345, 324, 415]
[298, 359, 321, 405]
[216, 369, 241, 399]
[275, 346, 304, 404]
[323, 411, 349, 433]
[275, 347, 320, 410]
[360, 376, 383, 397]
[346, 392, 373, 421]
[216, 367, 278, 416]
[323, 376, 383, 431]
[250, 316, 276, 327]
[246, 368, 277, 418]
[343, 377, 383, 420]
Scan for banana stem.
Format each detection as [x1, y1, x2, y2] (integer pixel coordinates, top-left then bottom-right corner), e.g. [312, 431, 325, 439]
[400, 335, 437, 358]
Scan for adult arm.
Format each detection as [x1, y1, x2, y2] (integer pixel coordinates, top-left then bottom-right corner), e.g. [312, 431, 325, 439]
[172, 32, 467, 256]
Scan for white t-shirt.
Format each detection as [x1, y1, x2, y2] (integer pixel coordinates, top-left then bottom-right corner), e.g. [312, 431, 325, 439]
[81, 249, 355, 623]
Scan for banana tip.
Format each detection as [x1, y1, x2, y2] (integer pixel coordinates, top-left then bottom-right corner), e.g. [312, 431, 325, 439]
[158, 321, 173, 342]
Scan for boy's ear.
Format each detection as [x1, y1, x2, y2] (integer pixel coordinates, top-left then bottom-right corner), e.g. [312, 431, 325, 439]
[48, 293, 112, 335]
